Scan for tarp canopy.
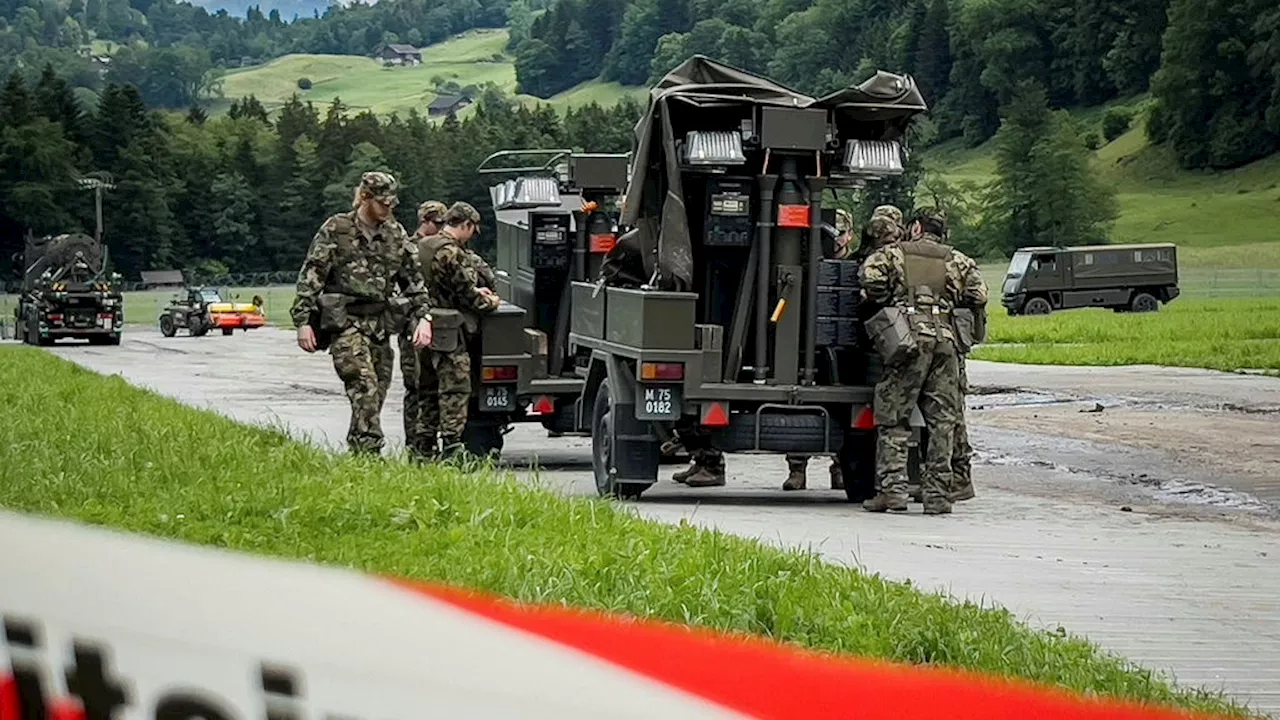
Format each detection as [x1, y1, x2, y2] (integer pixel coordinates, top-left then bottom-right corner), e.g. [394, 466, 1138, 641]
[617, 55, 928, 291]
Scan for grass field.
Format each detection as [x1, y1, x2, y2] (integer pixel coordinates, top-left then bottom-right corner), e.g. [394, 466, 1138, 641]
[0, 346, 1254, 718]
[212, 28, 643, 119]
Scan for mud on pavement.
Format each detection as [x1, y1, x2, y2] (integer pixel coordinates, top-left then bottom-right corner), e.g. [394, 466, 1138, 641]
[26, 328, 1280, 718]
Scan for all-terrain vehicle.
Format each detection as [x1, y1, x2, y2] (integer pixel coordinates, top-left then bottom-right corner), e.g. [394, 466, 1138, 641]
[14, 232, 124, 346]
[471, 56, 929, 500]
[159, 286, 266, 337]
[1001, 243, 1180, 315]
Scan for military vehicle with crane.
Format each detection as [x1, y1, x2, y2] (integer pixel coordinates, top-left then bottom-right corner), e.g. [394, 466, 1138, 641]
[470, 56, 929, 500]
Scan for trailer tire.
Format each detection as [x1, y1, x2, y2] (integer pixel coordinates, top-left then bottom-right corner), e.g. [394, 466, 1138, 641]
[718, 412, 842, 454]
[839, 430, 878, 503]
[462, 421, 504, 459]
[222, 327, 234, 336]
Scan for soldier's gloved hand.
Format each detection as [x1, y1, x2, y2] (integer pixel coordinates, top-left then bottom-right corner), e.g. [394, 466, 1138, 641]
[411, 317, 433, 350]
[297, 325, 317, 353]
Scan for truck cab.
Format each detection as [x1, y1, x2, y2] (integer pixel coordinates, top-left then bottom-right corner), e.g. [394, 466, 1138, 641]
[1002, 243, 1180, 315]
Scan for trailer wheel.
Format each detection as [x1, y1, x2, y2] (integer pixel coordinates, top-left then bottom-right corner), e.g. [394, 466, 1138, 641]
[1023, 297, 1052, 315]
[462, 420, 504, 459]
[222, 327, 234, 336]
[1130, 292, 1159, 313]
[590, 384, 649, 500]
[159, 314, 177, 337]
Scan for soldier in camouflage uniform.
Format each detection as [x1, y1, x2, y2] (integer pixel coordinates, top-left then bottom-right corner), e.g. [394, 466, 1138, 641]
[780, 207, 897, 491]
[291, 171, 434, 456]
[416, 201, 501, 459]
[942, 215, 986, 503]
[400, 200, 448, 460]
[858, 206, 986, 514]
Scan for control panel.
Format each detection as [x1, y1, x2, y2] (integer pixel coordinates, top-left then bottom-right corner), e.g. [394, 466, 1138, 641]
[703, 177, 753, 247]
[529, 212, 571, 270]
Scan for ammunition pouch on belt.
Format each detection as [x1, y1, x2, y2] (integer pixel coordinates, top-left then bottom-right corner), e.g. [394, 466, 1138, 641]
[952, 306, 987, 354]
[316, 293, 349, 333]
[428, 308, 463, 353]
[864, 305, 918, 366]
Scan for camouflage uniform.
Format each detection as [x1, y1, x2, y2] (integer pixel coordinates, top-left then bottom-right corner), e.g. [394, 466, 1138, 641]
[780, 207, 900, 491]
[949, 248, 986, 502]
[417, 202, 501, 457]
[859, 211, 986, 514]
[291, 172, 431, 455]
[400, 200, 448, 459]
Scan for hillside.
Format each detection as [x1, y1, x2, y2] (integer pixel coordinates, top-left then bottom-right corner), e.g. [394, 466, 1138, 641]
[925, 98, 1280, 274]
[212, 29, 646, 118]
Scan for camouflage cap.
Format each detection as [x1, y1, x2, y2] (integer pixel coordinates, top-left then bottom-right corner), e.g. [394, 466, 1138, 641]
[913, 206, 947, 227]
[444, 201, 482, 226]
[835, 208, 853, 233]
[866, 215, 899, 242]
[870, 204, 903, 226]
[418, 200, 447, 223]
[360, 171, 399, 206]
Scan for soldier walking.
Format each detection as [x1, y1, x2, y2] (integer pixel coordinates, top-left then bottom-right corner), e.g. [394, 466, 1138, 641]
[858, 207, 986, 514]
[416, 202, 501, 459]
[401, 200, 448, 460]
[291, 171, 434, 456]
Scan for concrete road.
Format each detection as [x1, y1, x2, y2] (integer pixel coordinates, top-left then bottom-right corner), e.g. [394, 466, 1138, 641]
[35, 328, 1280, 717]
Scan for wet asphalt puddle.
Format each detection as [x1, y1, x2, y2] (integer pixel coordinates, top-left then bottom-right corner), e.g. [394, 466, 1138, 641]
[967, 388, 1275, 516]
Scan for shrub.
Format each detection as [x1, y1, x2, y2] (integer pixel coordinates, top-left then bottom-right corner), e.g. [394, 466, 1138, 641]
[298, 77, 312, 90]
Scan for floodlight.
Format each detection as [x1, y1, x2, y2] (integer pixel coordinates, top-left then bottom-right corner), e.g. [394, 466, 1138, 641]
[683, 131, 746, 165]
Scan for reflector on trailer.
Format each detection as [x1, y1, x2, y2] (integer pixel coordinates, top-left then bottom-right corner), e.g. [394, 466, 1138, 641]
[853, 406, 876, 429]
[482, 366, 518, 382]
[531, 396, 555, 415]
[682, 131, 746, 165]
[701, 401, 729, 427]
[843, 139, 905, 177]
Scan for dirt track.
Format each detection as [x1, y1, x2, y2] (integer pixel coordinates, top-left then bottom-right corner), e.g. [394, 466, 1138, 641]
[31, 328, 1280, 717]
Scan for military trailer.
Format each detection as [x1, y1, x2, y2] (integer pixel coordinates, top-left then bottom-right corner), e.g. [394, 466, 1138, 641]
[475, 56, 929, 500]
[1001, 243, 1180, 316]
[460, 149, 633, 457]
[14, 232, 123, 346]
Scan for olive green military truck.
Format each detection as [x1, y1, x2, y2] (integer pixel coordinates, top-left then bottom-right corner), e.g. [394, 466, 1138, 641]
[1002, 243, 1180, 315]
[469, 56, 929, 500]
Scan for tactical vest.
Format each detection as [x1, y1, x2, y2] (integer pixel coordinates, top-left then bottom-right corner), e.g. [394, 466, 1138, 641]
[419, 234, 481, 336]
[900, 238, 952, 339]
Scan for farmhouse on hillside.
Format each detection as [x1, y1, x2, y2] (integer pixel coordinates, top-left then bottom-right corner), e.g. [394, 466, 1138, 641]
[380, 44, 422, 66]
[139, 270, 186, 290]
[428, 93, 472, 117]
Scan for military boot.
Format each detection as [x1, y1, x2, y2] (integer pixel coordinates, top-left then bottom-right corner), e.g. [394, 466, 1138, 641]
[949, 481, 976, 502]
[782, 455, 809, 490]
[439, 437, 467, 463]
[923, 500, 953, 515]
[862, 492, 909, 513]
[672, 464, 698, 484]
[829, 461, 844, 490]
[684, 464, 726, 487]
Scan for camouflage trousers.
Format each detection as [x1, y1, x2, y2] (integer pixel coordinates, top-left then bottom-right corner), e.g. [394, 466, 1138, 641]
[422, 346, 472, 448]
[873, 334, 961, 506]
[330, 328, 395, 454]
[399, 335, 437, 458]
[952, 357, 973, 495]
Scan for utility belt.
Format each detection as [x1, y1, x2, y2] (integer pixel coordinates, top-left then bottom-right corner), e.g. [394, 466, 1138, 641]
[311, 293, 412, 346]
[863, 303, 951, 366]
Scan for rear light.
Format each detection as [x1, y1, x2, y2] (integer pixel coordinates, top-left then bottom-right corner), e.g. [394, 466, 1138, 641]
[99, 313, 113, 319]
[852, 406, 876, 430]
[640, 362, 683, 381]
[47, 314, 62, 322]
[482, 365, 518, 382]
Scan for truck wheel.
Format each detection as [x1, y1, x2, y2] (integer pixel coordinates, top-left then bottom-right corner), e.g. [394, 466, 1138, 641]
[159, 315, 177, 337]
[1023, 297, 1052, 315]
[1130, 292, 1159, 313]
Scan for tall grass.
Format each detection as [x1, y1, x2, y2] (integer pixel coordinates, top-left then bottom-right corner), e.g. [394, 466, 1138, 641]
[0, 346, 1254, 718]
